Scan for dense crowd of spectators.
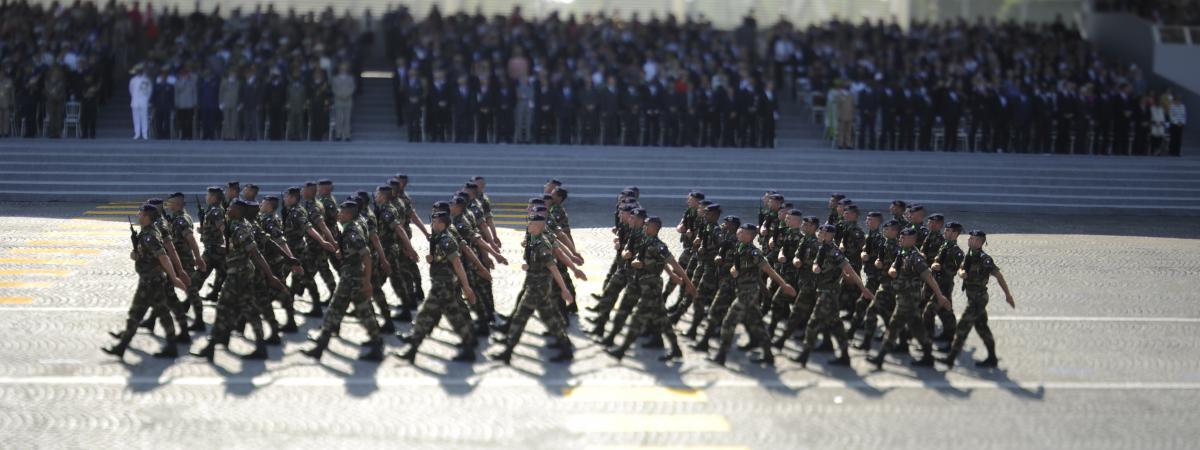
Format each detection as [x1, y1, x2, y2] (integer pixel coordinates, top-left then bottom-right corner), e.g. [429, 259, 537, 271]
[778, 17, 1187, 155]
[380, 7, 779, 147]
[1097, 0, 1200, 26]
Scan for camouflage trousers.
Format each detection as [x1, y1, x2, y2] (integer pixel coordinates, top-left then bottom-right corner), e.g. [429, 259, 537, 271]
[922, 277, 958, 338]
[801, 288, 851, 354]
[370, 250, 392, 318]
[949, 287, 995, 356]
[115, 274, 177, 346]
[718, 282, 771, 351]
[549, 261, 576, 318]
[779, 280, 818, 339]
[506, 272, 570, 348]
[466, 260, 495, 322]
[210, 267, 265, 345]
[288, 243, 321, 302]
[881, 287, 932, 352]
[700, 276, 738, 335]
[661, 246, 695, 302]
[386, 245, 421, 310]
[192, 245, 226, 302]
[852, 274, 882, 327]
[319, 269, 381, 341]
[594, 266, 637, 318]
[619, 276, 679, 350]
[410, 276, 474, 342]
[316, 246, 338, 292]
[860, 285, 896, 345]
[766, 266, 799, 331]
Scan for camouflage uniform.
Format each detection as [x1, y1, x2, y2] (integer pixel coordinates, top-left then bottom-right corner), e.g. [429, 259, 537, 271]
[925, 239, 964, 339]
[407, 229, 474, 343]
[316, 193, 340, 295]
[715, 241, 774, 361]
[548, 202, 576, 315]
[283, 202, 319, 305]
[775, 232, 819, 342]
[766, 224, 801, 336]
[694, 225, 740, 348]
[311, 219, 381, 345]
[852, 227, 885, 327]
[385, 193, 418, 311]
[150, 213, 188, 333]
[395, 189, 424, 302]
[663, 206, 698, 304]
[254, 211, 291, 332]
[592, 227, 644, 338]
[209, 219, 266, 346]
[859, 236, 899, 350]
[879, 247, 934, 355]
[836, 220, 866, 312]
[504, 232, 570, 349]
[677, 218, 720, 337]
[611, 233, 681, 356]
[453, 210, 495, 324]
[169, 209, 205, 324]
[110, 225, 178, 350]
[800, 241, 851, 355]
[194, 203, 227, 305]
[948, 249, 999, 358]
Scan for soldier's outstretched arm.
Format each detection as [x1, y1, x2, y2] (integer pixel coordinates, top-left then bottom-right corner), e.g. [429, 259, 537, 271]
[840, 261, 874, 300]
[552, 246, 587, 280]
[472, 236, 508, 265]
[368, 232, 391, 275]
[450, 255, 477, 304]
[249, 247, 287, 293]
[920, 270, 951, 308]
[547, 263, 574, 305]
[408, 210, 431, 240]
[161, 238, 190, 286]
[759, 261, 796, 298]
[393, 223, 418, 260]
[306, 227, 335, 252]
[185, 231, 206, 273]
[666, 255, 698, 297]
[158, 254, 187, 290]
[460, 244, 489, 279]
[314, 219, 336, 245]
[993, 270, 1015, 308]
[362, 252, 373, 297]
[555, 230, 583, 262]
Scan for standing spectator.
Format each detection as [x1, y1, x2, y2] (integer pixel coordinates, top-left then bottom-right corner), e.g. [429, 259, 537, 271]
[332, 63, 356, 141]
[427, 70, 451, 142]
[474, 76, 496, 144]
[151, 72, 175, 140]
[761, 80, 779, 148]
[857, 79, 879, 149]
[599, 75, 620, 146]
[940, 80, 965, 152]
[1150, 96, 1168, 155]
[533, 72, 555, 144]
[197, 69, 220, 140]
[451, 75, 473, 143]
[174, 66, 197, 140]
[1132, 95, 1152, 156]
[0, 70, 13, 138]
[392, 57, 409, 128]
[1168, 93, 1187, 157]
[835, 82, 856, 149]
[286, 68, 308, 141]
[129, 66, 152, 140]
[239, 68, 262, 141]
[310, 70, 332, 141]
[80, 72, 100, 139]
[404, 76, 424, 142]
[44, 65, 67, 138]
[218, 70, 240, 140]
[514, 75, 534, 144]
[265, 69, 287, 141]
[555, 81, 578, 145]
[495, 72, 515, 144]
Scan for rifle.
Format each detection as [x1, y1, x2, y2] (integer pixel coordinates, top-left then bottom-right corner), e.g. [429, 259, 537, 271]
[127, 215, 138, 251]
[195, 195, 205, 227]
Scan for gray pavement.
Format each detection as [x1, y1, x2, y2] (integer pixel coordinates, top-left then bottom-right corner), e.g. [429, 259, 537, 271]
[1, 140, 1200, 449]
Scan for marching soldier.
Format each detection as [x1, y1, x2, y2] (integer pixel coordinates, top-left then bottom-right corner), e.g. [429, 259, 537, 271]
[925, 220, 963, 341]
[940, 230, 1015, 369]
[165, 193, 207, 333]
[490, 214, 575, 364]
[394, 210, 478, 363]
[791, 224, 874, 367]
[192, 187, 227, 321]
[868, 228, 952, 370]
[706, 223, 795, 366]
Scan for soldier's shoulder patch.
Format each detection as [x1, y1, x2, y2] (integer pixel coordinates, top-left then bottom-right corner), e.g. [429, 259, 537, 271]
[749, 248, 760, 257]
[657, 243, 669, 254]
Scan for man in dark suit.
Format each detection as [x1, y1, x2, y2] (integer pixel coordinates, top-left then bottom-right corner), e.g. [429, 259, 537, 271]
[719, 84, 737, 147]
[991, 89, 1012, 152]
[1055, 84, 1077, 154]
[1112, 84, 1134, 155]
[857, 80, 879, 149]
[938, 80, 964, 152]
[968, 83, 992, 152]
[534, 72, 556, 144]
[663, 81, 685, 147]
[759, 80, 778, 148]
[735, 78, 760, 147]
[405, 76, 424, 142]
[917, 86, 936, 151]
[1031, 87, 1054, 153]
[643, 76, 665, 146]
[621, 80, 642, 146]
[1011, 88, 1034, 153]
[495, 73, 515, 144]
[426, 70, 452, 142]
[555, 81, 579, 145]
[897, 83, 917, 150]
[391, 57, 410, 128]
[599, 75, 621, 146]
[474, 76, 497, 143]
[1094, 88, 1113, 154]
[578, 77, 600, 145]
[452, 75, 474, 143]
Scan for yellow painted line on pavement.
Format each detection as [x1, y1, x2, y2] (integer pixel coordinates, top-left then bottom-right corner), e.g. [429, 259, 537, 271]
[0, 258, 86, 266]
[0, 281, 52, 288]
[565, 414, 731, 433]
[59, 222, 127, 229]
[27, 240, 106, 246]
[0, 269, 70, 276]
[563, 386, 708, 402]
[9, 248, 100, 255]
[57, 231, 127, 236]
[83, 210, 141, 215]
[495, 220, 526, 226]
[494, 207, 526, 212]
[588, 447, 749, 450]
[494, 213, 529, 219]
[94, 205, 144, 209]
[0, 297, 33, 304]
[495, 202, 527, 206]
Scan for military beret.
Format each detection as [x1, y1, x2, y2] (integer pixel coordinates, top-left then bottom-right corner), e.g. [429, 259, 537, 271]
[844, 204, 859, 212]
[780, 202, 794, 210]
[838, 198, 854, 206]
[646, 216, 663, 225]
[738, 223, 757, 231]
[819, 224, 837, 232]
[867, 211, 884, 219]
[431, 211, 449, 219]
[689, 191, 706, 200]
[244, 183, 259, 190]
[263, 195, 280, 202]
[626, 186, 640, 194]
[891, 200, 908, 208]
[450, 196, 468, 205]
[168, 192, 184, 200]
[928, 213, 945, 221]
[317, 179, 333, 186]
[547, 178, 563, 186]
[704, 203, 722, 212]
[764, 190, 778, 195]
[530, 205, 548, 213]
[883, 219, 901, 228]
[787, 209, 804, 217]
[802, 216, 820, 224]
[464, 181, 478, 189]
[553, 187, 568, 199]
[432, 201, 450, 211]
[394, 173, 408, 180]
[243, 200, 260, 210]
[231, 199, 250, 208]
[529, 198, 546, 205]
[907, 204, 925, 212]
[286, 186, 301, 195]
[304, 181, 317, 188]
[528, 214, 548, 222]
[969, 230, 987, 238]
[619, 204, 637, 212]
[207, 186, 223, 195]
[355, 191, 370, 201]
[767, 193, 784, 201]
[376, 185, 392, 193]
[831, 192, 846, 200]
[620, 189, 636, 197]
[946, 221, 963, 231]
[899, 228, 918, 236]
[631, 208, 647, 218]
[339, 200, 359, 210]
[471, 176, 485, 182]
[722, 215, 742, 225]
[227, 181, 241, 188]
[542, 193, 553, 201]
[147, 198, 164, 206]
[388, 178, 402, 187]
[698, 199, 714, 207]
[139, 203, 158, 213]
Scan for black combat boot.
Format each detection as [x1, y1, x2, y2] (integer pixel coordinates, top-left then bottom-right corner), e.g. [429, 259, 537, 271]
[101, 342, 128, 359]
[642, 334, 664, 349]
[303, 300, 323, 317]
[737, 335, 761, 351]
[174, 332, 192, 344]
[451, 340, 476, 362]
[301, 332, 330, 360]
[706, 348, 727, 366]
[827, 352, 851, 366]
[391, 308, 413, 322]
[242, 338, 268, 360]
[489, 346, 513, 365]
[792, 349, 811, 368]
[976, 355, 999, 368]
[868, 347, 888, 370]
[394, 335, 423, 364]
[358, 338, 384, 362]
[550, 344, 574, 363]
[380, 318, 397, 334]
[750, 342, 775, 366]
[910, 345, 935, 367]
[191, 341, 217, 363]
[659, 334, 683, 362]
